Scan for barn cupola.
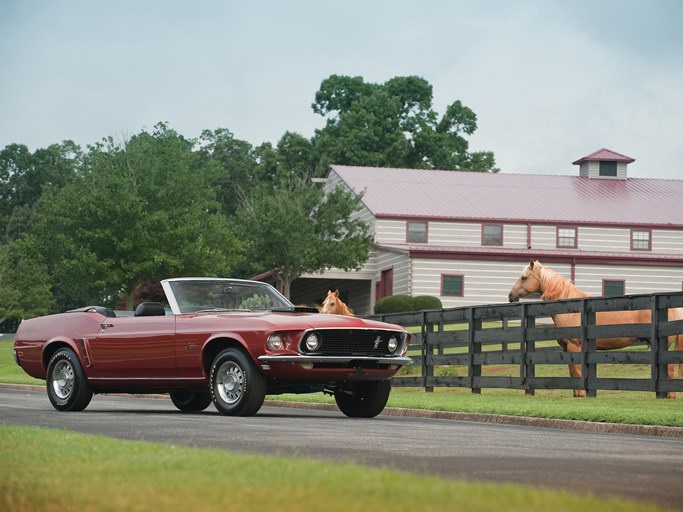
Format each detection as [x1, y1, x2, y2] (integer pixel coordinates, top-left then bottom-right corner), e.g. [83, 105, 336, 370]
[572, 148, 634, 180]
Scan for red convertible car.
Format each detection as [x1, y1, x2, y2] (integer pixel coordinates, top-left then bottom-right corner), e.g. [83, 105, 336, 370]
[13, 278, 411, 417]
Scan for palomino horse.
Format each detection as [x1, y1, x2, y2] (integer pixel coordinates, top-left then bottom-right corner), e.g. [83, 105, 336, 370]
[321, 290, 353, 316]
[508, 260, 683, 397]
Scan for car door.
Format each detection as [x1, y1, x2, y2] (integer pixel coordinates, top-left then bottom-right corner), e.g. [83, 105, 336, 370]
[87, 315, 176, 379]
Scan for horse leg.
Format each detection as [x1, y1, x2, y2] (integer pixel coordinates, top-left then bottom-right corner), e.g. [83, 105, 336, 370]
[562, 339, 585, 398]
[665, 334, 681, 399]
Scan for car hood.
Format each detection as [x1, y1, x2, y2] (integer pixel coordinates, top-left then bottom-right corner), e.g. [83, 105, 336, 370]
[193, 310, 404, 331]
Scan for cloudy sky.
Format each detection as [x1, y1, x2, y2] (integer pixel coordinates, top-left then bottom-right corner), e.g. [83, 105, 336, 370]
[2, 0, 682, 179]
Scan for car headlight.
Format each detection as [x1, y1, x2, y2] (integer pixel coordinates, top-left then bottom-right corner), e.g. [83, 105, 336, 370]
[267, 333, 284, 351]
[304, 333, 321, 352]
[388, 335, 399, 354]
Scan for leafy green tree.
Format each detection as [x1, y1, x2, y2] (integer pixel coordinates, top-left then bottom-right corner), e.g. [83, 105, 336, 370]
[0, 239, 54, 323]
[235, 178, 371, 298]
[0, 142, 80, 241]
[311, 74, 498, 174]
[197, 128, 259, 216]
[271, 131, 317, 182]
[35, 123, 243, 310]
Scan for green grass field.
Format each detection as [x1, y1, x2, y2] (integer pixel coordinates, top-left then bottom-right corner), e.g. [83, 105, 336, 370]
[0, 424, 669, 512]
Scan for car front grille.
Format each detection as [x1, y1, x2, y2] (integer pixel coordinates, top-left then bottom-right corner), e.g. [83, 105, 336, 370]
[299, 329, 403, 356]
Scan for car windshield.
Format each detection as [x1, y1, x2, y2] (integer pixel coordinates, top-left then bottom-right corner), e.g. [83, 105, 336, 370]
[166, 279, 293, 314]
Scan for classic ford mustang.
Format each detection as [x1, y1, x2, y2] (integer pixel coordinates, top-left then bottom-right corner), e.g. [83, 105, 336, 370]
[13, 278, 411, 417]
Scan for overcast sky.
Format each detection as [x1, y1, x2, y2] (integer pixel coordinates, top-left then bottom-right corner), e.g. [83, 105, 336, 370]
[2, 1, 682, 179]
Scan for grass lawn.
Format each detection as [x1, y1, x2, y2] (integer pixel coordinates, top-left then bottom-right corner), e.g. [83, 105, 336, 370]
[0, 424, 668, 512]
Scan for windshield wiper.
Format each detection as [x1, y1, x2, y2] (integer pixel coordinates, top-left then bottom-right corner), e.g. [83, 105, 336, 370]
[271, 306, 319, 313]
[194, 307, 237, 313]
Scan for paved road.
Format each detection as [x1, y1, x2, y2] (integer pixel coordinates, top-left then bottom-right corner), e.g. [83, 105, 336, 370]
[1, 388, 682, 509]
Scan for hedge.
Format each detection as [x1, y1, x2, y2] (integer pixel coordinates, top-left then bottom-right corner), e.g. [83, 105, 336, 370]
[373, 295, 442, 314]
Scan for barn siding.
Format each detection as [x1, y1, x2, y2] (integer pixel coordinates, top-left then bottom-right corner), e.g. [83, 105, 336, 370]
[653, 229, 683, 254]
[375, 219, 407, 245]
[377, 219, 529, 249]
[326, 169, 376, 232]
[578, 227, 630, 252]
[574, 264, 683, 296]
[376, 250, 411, 297]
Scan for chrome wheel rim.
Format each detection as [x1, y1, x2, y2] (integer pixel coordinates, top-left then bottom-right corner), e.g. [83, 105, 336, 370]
[216, 361, 244, 405]
[52, 359, 74, 399]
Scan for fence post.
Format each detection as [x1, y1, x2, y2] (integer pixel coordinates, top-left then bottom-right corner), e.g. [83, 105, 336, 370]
[580, 298, 597, 397]
[468, 307, 482, 394]
[651, 294, 668, 399]
[421, 310, 434, 393]
[520, 303, 536, 396]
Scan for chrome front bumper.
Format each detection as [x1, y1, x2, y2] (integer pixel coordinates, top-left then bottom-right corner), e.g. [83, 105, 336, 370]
[258, 354, 412, 366]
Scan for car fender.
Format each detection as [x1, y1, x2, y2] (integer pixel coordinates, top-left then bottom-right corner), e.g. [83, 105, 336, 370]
[200, 332, 257, 372]
[43, 336, 83, 369]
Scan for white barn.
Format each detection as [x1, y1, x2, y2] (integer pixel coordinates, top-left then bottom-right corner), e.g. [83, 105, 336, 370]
[287, 149, 683, 316]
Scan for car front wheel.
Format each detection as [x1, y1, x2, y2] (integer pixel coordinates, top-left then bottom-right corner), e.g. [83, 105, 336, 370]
[334, 380, 391, 418]
[210, 348, 266, 416]
[46, 348, 93, 412]
[170, 391, 213, 412]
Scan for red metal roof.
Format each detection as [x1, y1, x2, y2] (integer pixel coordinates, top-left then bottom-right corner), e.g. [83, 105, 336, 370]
[572, 148, 635, 165]
[329, 165, 683, 227]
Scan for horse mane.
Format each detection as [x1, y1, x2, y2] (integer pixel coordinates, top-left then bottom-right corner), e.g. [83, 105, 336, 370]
[337, 302, 352, 315]
[539, 266, 590, 301]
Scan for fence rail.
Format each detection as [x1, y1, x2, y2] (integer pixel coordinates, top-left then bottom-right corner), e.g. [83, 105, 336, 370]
[370, 292, 683, 398]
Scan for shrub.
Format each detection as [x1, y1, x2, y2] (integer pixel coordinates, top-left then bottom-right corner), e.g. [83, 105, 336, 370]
[374, 295, 415, 314]
[374, 294, 442, 314]
[413, 295, 443, 311]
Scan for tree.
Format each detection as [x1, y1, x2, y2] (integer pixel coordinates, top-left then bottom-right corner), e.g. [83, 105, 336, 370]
[0, 239, 54, 324]
[35, 123, 243, 310]
[235, 178, 372, 298]
[0, 141, 80, 242]
[311, 74, 499, 174]
[197, 128, 259, 216]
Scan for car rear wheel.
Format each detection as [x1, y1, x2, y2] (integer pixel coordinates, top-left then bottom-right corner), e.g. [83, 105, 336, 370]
[170, 391, 213, 412]
[334, 380, 391, 418]
[210, 348, 266, 416]
[46, 348, 93, 412]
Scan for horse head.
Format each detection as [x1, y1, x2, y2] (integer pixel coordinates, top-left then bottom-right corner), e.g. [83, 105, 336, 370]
[321, 290, 341, 314]
[508, 260, 544, 302]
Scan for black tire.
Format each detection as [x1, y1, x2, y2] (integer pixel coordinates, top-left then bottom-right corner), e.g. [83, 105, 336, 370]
[170, 391, 213, 412]
[334, 380, 391, 418]
[46, 348, 93, 412]
[210, 348, 266, 416]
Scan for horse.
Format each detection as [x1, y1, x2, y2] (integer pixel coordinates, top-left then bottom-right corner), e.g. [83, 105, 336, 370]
[508, 260, 683, 398]
[320, 290, 353, 316]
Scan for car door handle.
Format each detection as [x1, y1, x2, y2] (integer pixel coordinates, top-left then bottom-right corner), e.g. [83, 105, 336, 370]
[100, 323, 114, 331]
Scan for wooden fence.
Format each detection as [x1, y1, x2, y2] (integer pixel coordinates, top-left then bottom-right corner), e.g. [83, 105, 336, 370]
[370, 292, 683, 398]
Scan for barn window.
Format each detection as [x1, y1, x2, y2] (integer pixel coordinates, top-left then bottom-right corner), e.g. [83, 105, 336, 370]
[557, 226, 577, 248]
[599, 161, 617, 177]
[482, 224, 503, 246]
[603, 280, 625, 297]
[407, 221, 427, 243]
[442, 274, 464, 296]
[631, 229, 651, 251]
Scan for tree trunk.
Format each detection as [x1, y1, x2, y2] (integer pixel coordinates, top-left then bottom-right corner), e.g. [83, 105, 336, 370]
[125, 288, 136, 311]
[283, 278, 292, 300]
